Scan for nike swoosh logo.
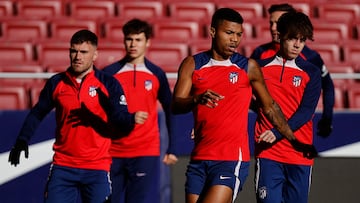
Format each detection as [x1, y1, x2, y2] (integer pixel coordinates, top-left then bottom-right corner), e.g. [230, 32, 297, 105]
[136, 172, 146, 177]
[220, 175, 231, 180]
[0, 139, 54, 185]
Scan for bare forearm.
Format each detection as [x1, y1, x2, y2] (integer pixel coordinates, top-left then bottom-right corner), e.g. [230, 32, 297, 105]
[171, 97, 196, 114]
[263, 101, 296, 141]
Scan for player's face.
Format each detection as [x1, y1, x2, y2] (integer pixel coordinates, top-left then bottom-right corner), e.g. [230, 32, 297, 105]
[270, 11, 287, 43]
[211, 20, 243, 60]
[281, 35, 306, 60]
[69, 42, 98, 78]
[124, 33, 149, 63]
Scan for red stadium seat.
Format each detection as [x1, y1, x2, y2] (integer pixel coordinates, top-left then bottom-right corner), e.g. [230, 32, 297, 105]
[316, 3, 360, 22]
[0, 86, 29, 110]
[95, 42, 125, 68]
[189, 38, 211, 55]
[0, 41, 35, 64]
[0, 0, 14, 17]
[49, 18, 98, 40]
[147, 41, 189, 72]
[316, 80, 346, 110]
[311, 19, 351, 42]
[1, 19, 48, 42]
[15, 0, 65, 19]
[348, 84, 360, 109]
[100, 17, 128, 41]
[263, 2, 313, 17]
[216, 2, 264, 21]
[116, 1, 165, 19]
[153, 20, 203, 42]
[342, 41, 360, 64]
[35, 41, 69, 67]
[29, 81, 47, 107]
[0, 64, 45, 88]
[251, 19, 272, 42]
[167, 2, 216, 21]
[307, 42, 342, 63]
[68, 1, 116, 20]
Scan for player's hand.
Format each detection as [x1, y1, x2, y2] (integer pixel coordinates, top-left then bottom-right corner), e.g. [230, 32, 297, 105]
[317, 118, 333, 138]
[194, 89, 224, 108]
[68, 103, 94, 127]
[163, 154, 178, 165]
[96, 88, 112, 114]
[257, 130, 276, 143]
[8, 139, 28, 167]
[290, 139, 318, 159]
[134, 111, 148, 124]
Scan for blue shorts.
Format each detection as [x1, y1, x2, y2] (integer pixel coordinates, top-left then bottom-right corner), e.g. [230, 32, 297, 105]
[110, 156, 160, 203]
[185, 160, 249, 200]
[44, 164, 111, 203]
[255, 158, 312, 203]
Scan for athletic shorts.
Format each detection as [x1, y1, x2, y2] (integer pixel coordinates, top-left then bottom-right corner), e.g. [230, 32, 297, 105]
[110, 156, 160, 203]
[255, 158, 312, 203]
[185, 160, 249, 200]
[44, 164, 111, 203]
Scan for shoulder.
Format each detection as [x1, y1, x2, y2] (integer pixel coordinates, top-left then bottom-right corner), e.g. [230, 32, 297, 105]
[102, 59, 126, 75]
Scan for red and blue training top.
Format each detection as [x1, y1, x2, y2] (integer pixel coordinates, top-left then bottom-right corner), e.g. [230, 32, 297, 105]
[251, 42, 334, 121]
[17, 68, 135, 171]
[190, 51, 252, 162]
[255, 55, 321, 165]
[103, 58, 175, 157]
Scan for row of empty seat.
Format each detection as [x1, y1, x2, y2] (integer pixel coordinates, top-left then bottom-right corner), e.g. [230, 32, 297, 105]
[1, 0, 360, 21]
[1, 39, 360, 71]
[2, 76, 360, 110]
[1, 0, 360, 110]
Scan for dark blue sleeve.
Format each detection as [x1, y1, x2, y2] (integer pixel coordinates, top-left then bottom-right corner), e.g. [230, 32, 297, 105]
[97, 70, 135, 134]
[147, 59, 176, 154]
[272, 61, 322, 139]
[302, 46, 335, 121]
[17, 74, 61, 142]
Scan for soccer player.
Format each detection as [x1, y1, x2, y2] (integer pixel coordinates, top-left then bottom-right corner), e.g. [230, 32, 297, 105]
[253, 11, 321, 203]
[250, 3, 335, 137]
[102, 19, 178, 203]
[8, 29, 148, 203]
[171, 8, 316, 203]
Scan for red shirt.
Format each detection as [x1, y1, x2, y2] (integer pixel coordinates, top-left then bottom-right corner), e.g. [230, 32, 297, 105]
[191, 52, 252, 161]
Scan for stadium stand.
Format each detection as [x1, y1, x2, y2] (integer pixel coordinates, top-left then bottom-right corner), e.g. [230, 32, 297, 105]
[0, 0, 359, 110]
[49, 17, 99, 40]
[0, 19, 48, 42]
[116, 1, 166, 19]
[0, 86, 29, 110]
[0, 41, 35, 65]
[14, 0, 65, 19]
[0, 0, 13, 17]
[216, 2, 264, 21]
[315, 3, 360, 22]
[167, 2, 216, 21]
[67, 1, 116, 20]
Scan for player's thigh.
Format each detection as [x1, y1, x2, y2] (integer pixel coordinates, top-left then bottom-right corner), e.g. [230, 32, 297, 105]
[283, 164, 312, 203]
[126, 156, 160, 203]
[44, 165, 79, 203]
[255, 158, 285, 203]
[80, 169, 111, 203]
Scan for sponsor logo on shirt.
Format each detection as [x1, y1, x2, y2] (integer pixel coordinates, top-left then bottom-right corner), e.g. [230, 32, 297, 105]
[293, 76, 302, 87]
[145, 80, 152, 91]
[229, 72, 239, 84]
[119, 95, 127, 105]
